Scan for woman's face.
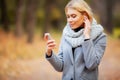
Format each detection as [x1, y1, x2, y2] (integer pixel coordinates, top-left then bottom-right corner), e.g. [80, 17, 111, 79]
[66, 8, 84, 30]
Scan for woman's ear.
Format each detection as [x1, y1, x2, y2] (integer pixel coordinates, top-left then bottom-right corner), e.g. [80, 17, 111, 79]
[82, 12, 89, 20]
[82, 11, 92, 23]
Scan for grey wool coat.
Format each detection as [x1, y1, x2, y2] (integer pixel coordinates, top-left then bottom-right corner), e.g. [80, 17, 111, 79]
[46, 32, 106, 80]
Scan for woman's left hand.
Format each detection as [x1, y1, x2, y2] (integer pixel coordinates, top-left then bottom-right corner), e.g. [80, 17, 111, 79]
[83, 16, 91, 39]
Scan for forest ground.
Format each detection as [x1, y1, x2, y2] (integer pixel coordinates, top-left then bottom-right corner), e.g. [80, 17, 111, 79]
[0, 30, 120, 80]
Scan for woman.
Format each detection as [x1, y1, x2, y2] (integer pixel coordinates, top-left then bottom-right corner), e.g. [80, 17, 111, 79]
[44, 0, 106, 80]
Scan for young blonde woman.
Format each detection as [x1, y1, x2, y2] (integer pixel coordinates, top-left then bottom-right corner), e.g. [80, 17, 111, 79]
[44, 0, 106, 80]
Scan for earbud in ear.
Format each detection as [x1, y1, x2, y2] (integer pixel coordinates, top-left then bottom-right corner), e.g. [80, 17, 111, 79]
[84, 16, 87, 21]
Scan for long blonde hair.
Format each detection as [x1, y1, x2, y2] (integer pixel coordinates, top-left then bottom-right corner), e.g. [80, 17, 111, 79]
[65, 0, 93, 22]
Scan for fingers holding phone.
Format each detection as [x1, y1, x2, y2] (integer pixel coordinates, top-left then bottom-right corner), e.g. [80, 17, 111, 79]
[44, 33, 56, 56]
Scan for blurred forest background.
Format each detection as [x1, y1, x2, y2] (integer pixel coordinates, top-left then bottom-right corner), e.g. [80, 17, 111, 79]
[0, 0, 120, 80]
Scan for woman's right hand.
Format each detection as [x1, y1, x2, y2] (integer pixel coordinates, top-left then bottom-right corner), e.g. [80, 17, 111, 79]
[44, 33, 56, 56]
[83, 16, 91, 39]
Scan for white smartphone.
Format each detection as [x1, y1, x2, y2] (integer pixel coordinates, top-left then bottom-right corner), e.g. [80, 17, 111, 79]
[44, 33, 52, 40]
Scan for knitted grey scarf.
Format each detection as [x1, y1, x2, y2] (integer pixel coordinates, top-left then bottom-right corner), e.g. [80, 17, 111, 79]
[63, 18, 104, 48]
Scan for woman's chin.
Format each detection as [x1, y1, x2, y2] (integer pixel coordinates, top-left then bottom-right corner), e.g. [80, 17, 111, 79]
[70, 25, 75, 29]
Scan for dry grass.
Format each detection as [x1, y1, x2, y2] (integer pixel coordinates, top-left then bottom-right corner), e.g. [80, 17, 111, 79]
[0, 29, 61, 60]
[0, 29, 62, 79]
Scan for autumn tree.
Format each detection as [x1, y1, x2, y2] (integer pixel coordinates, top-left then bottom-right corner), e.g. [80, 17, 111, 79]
[15, 0, 24, 37]
[26, 0, 38, 43]
[91, 0, 114, 34]
[42, 0, 52, 35]
[0, 0, 9, 32]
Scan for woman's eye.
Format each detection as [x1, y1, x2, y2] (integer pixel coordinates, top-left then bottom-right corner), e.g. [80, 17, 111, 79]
[71, 14, 76, 18]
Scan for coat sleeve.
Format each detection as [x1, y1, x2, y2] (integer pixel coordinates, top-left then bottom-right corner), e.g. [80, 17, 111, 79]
[46, 36, 64, 72]
[81, 33, 107, 70]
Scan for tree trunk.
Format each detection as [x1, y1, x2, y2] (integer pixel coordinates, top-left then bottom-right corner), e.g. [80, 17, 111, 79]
[15, 0, 24, 38]
[91, 0, 114, 34]
[42, 0, 52, 36]
[106, 0, 114, 34]
[53, 0, 69, 30]
[0, 0, 9, 32]
[26, 0, 38, 43]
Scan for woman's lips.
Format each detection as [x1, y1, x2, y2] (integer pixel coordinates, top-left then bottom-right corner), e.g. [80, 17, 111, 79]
[69, 23, 74, 26]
